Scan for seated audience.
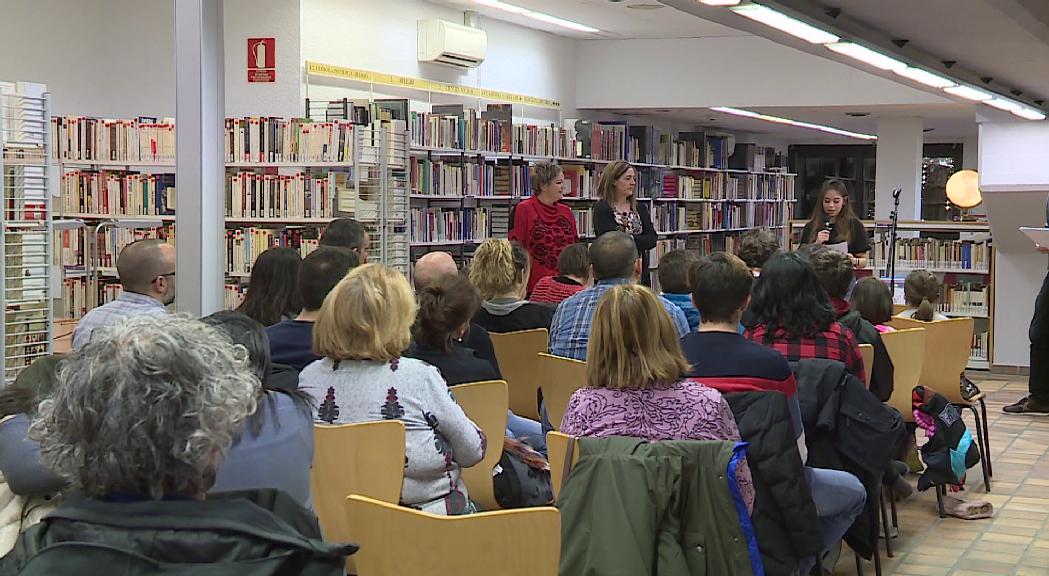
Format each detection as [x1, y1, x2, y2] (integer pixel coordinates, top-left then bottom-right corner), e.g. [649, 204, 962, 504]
[300, 264, 485, 515]
[469, 239, 555, 333]
[745, 252, 866, 383]
[0, 315, 353, 573]
[549, 231, 689, 361]
[808, 247, 894, 402]
[560, 284, 754, 514]
[897, 269, 949, 321]
[738, 227, 780, 276]
[412, 251, 500, 375]
[529, 242, 591, 305]
[267, 247, 358, 371]
[319, 217, 369, 263]
[203, 312, 315, 508]
[236, 246, 302, 327]
[407, 274, 545, 452]
[681, 252, 866, 574]
[851, 277, 896, 333]
[658, 249, 700, 331]
[72, 239, 175, 350]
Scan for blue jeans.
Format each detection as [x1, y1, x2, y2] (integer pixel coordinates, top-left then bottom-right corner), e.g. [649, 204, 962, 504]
[506, 410, 547, 455]
[798, 467, 867, 574]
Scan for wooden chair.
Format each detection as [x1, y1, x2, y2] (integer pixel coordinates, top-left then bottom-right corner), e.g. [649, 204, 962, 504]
[537, 353, 587, 431]
[345, 494, 560, 576]
[489, 329, 549, 421]
[547, 431, 579, 501]
[312, 420, 405, 573]
[879, 328, 927, 425]
[52, 319, 78, 355]
[858, 343, 875, 387]
[451, 380, 509, 511]
[888, 316, 991, 491]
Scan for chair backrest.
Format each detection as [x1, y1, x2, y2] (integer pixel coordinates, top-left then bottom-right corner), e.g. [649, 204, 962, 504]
[451, 380, 509, 511]
[537, 353, 588, 431]
[52, 319, 77, 355]
[892, 303, 907, 316]
[879, 327, 927, 423]
[346, 494, 560, 576]
[888, 316, 974, 404]
[489, 329, 549, 420]
[547, 431, 579, 501]
[312, 421, 405, 546]
[858, 343, 874, 386]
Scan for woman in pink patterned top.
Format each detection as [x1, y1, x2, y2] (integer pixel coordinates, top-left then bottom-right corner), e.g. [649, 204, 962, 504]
[559, 284, 754, 514]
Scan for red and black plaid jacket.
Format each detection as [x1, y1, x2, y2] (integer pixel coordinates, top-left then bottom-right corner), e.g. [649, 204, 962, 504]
[745, 322, 867, 384]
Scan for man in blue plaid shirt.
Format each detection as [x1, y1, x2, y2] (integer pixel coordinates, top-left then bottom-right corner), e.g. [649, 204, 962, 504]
[549, 231, 689, 361]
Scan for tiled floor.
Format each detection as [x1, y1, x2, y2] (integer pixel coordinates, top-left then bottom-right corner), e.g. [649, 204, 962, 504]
[835, 374, 1049, 576]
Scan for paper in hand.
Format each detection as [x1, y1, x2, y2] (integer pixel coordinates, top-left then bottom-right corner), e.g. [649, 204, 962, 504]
[1020, 227, 1049, 248]
[826, 241, 849, 254]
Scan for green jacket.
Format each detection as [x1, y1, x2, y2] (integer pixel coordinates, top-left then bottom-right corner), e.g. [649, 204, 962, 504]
[557, 436, 758, 576]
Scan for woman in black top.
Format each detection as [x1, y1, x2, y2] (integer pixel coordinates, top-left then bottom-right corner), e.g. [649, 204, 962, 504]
[800, 180, 870, 267]
[593, 161, 657, 285]
[407, 274, 498, 386]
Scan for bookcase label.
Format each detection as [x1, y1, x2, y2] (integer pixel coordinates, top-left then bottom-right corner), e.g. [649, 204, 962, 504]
[248, 38, 276, 83]
[304, 61, 559, 109]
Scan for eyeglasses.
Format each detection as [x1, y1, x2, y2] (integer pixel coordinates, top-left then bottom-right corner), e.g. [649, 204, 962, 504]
[153, 272, 176, 284]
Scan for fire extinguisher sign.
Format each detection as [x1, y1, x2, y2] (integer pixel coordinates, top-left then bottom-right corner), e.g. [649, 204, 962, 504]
[247, 38, 276, 83]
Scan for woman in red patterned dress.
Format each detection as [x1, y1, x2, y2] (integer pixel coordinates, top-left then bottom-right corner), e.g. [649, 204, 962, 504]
[510, 162, 578, 294]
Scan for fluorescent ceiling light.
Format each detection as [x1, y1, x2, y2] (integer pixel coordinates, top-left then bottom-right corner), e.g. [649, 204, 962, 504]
[711, 106, 877, 140]
[893, 67, 956, 89]
[730, 3, 839, 44]
[699, 0, 741, 5]
[1014, 107, 1047, 121]
[985, 98, 1022, 113]
[944, 85, 992, 101]
[473, 0, 599, 33]
[826, 42, 906, 71]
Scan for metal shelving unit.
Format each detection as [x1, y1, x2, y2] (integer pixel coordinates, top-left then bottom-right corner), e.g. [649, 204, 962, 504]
[2, 81, 52, 383]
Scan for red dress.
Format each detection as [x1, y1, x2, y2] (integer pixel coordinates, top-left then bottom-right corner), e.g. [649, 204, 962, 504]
[509, 196, 578, 292]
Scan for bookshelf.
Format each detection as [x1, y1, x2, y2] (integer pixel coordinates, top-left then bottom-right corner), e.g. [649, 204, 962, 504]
[50, 114, 409, 319]
[790, 219, 994, 369]
[2, 81, 52, 384]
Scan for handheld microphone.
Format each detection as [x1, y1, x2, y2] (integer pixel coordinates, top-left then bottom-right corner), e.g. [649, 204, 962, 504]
[822, 218, 833, 232]
[892, 187, 902, 200]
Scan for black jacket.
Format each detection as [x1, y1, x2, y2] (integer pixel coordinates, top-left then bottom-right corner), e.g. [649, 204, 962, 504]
[793, 359, 903, 560]
[593, 200, 657, 285]
[0, 489, 355, 576]
[837, 310, 895, 402]
[725, 391, 822, 576]
[405, 341, 499, 386]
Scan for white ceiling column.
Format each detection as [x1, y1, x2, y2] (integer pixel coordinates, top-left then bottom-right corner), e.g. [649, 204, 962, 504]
[875, 117, 923, 220]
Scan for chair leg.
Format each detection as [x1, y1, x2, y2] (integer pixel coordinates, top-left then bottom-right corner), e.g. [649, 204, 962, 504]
[870, 489, 883, 576]
[879, 489, 893, 558]
[979, 398, 993, 478]
[936, 485, 946, 518]
[854, 544, 864, 576]
[888, 485, 898, 529]
[964, 403, 991, 492]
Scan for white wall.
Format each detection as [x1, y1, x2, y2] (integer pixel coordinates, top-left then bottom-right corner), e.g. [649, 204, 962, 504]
[0, 0, 301, 118]
[574, 37, 953, 110]
[300, 0, 577, 117]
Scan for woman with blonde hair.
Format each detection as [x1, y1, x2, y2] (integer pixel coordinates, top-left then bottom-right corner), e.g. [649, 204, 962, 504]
[897, 269, 948, 321]
[559, 284, 754, 513]
[510, 162, 578, 293]
[469, 238, 555, 333]
[300, 264, 485, 515]
[592, 161, 656, 284]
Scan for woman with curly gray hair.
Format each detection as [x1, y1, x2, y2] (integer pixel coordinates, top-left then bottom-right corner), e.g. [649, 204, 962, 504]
[1, 315, 354, 574]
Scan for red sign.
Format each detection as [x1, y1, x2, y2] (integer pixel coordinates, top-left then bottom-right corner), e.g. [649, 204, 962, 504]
[247, 38, 275, 83]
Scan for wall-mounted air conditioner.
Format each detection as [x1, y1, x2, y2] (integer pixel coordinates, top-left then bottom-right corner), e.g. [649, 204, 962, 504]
[418, 19, 487, 69]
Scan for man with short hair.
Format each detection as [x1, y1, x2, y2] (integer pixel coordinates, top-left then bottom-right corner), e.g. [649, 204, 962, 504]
[682, 252, 865, 576]
[72, 239, 176, 350]
[319, 217, 369, 263]
[738, 227, 780, 275]
[548, 231, 688, 360]
[266, 247, 358, 371]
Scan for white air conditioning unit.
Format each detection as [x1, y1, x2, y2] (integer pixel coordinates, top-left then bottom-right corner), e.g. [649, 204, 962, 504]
[418, 19, 487, 69]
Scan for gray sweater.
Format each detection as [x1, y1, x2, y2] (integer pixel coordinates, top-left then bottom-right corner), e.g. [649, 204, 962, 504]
[299, 357, 485, 515]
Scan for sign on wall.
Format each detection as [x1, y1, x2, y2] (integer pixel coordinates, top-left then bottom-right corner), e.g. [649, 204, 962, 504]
[248, 38, 275, 83]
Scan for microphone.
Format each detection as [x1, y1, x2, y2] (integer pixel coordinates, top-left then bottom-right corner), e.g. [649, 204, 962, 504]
[892, 187, 902, 200]
[822, 218, 833, 232]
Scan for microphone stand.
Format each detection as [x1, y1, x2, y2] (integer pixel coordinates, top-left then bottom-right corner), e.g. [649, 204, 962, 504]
[887, 188, 902, 293]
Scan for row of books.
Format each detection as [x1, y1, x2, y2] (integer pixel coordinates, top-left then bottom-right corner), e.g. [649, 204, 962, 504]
[58, 278, 122, 320]
[409, 207, 497, 243]
[408, 160, 542, 199]
[409, 104, 516, 154]
[51, 116, 175, 163]
[971, 331, 989, 361]
[61, 171, 176, 216]
[226, 172, 344, 219]
[227, 228, 320, 274]
[225, 117, 356, 164]
[225, 284, 248, 310]
[652, 202, 786, 232]
[870, 239, 990, 271]
[940, 283, 989, 316]
[571, 209, 595, 237]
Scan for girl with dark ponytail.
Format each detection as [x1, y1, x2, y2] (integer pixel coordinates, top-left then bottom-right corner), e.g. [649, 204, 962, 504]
[898, 270, 948, 321]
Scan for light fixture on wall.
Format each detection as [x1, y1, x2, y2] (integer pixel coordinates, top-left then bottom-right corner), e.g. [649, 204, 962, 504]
[473, 0, 600, 33]
[945, 169, 982, 208]
[826, 42, 906, 71]
[893, 67, 956, 89]
[1014, 106, 1047, 121]
[985, 98, 1023, 113]
[711, 106, 877, 140]
[729, 3, 839, 44]
[943, 85, 992, 101]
